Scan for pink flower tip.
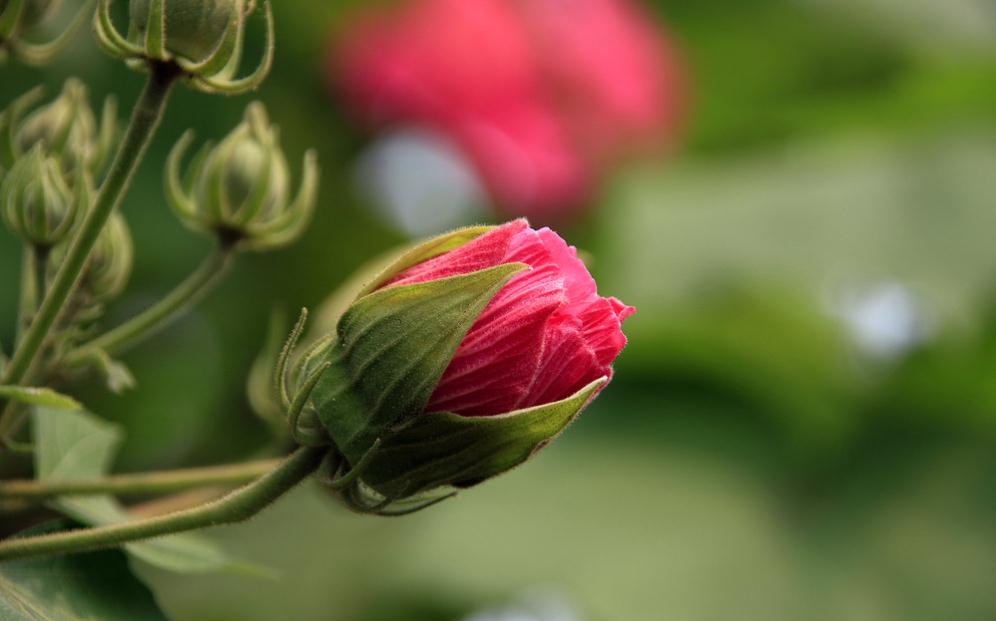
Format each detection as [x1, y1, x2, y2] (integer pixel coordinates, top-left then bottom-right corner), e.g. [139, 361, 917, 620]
[386, 220, 634, 417]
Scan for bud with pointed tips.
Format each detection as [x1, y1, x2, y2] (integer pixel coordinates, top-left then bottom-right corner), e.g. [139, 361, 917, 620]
[0, 0, 92, 65]
[290, 220, 633, 513]
[1, 79, 118, 180]
[166, 102, 318, 252]
[94, 0, 274, 95]
[50, 211, 133, 307]
[1, 147, 85, 249]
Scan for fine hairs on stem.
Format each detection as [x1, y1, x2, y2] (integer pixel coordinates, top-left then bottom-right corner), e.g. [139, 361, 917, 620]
[0, 447, 327, 561]
[0, 457, 282, 500]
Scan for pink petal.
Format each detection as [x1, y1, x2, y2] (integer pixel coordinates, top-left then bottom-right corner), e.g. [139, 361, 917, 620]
[379, 221, 633, 417]
[386, 220, 528, 287]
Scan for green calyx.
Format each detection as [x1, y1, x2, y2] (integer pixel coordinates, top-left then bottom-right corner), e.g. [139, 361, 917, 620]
[96, 0, 274, 94]
[307, 261, 529, 462]
[165, 102, 318, 252]
[1, 79, 118, 180]
[1, 147, 85, 249]
[353, 378, 607, 505]
[130, 0, 232, 62]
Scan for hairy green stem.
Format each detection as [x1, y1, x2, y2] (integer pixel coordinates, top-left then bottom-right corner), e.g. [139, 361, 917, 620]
[0, 457, 281, 500]
[63, 244, 236, 365]
[0, 63, 180, 441]
[0, 446, 326, 561]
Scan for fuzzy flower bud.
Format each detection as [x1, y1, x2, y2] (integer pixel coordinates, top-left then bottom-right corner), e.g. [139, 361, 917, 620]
[95, 0, 274, 94]
[166, 102, 318, 252]
[287, 220, 633, 513]
[0, 79, 118, 180]
[50, 211, 133, 306]
[0, 0, 90, 65]
[1, 147, 85, 249]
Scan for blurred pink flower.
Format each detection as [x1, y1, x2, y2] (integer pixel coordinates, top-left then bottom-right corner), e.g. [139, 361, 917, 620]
[331, 0, 686, 221]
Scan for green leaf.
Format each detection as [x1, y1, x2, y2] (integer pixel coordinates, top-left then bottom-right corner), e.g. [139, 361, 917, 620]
[32, 406, 251, 575]
[0, 385, 81, 410]
[311, 263, 528, 462]
[362, 377, 608, 500]
[0, 520, 169, 621]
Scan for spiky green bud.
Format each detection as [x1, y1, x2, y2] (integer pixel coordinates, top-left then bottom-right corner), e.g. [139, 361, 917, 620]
[50, 211, 133, 306]
[1, 79, 118, 180]
[95, 0, 274, 94]
[1, 147, 85, 249]
[166, 102, 318, 251]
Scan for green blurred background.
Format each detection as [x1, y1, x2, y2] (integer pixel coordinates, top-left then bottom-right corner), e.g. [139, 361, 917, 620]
[5, 0, 996, 619]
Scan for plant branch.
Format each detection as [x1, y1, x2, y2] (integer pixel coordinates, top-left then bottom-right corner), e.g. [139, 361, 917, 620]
[0, 446, 326, 562]
[63, 244, 236, 365]
[0, 457, 282, 501]
[0, 62, 180, 441]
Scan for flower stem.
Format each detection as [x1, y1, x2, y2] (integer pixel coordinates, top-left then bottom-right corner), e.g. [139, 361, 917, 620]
[0, 457, 281, 501]
[0, 63, 180, 441]
[0, 446, 326, 562]
[63, 244, 236, 365]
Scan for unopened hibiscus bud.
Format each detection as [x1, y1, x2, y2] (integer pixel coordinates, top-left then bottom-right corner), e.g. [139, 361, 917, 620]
[95, 0, 274, 94]
[165, 102, 318, 252]
[0, 79, 118, 179]
[293, 220, 633, 513]
[50, 211, 133, 306]
[1, 147, 86, 249]
[0, 0, 90, 65]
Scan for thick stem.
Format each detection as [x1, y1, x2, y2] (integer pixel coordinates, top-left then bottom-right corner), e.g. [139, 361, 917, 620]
[0, 446, 326, 562]
[63, 244, 236, 365]
[0, 457, 281, 500]
[0, 63, 180, 441]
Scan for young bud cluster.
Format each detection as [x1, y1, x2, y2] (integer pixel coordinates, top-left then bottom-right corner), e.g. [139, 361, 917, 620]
[95, 0, 274, 94]
[166, 102, 318, 252]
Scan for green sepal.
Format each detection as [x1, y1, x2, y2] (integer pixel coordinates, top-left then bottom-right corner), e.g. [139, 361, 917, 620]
[359, 224, 497, 296]
[311, 262, 529, 461]
[361, 377, 608, 500]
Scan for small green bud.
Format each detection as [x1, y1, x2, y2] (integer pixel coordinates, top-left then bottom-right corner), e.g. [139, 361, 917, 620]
[1, 147, 84, 249]
[50, 211, 133, 306]
[130, 0, 236, 62]
[0, 0, 90, 65]
[84, 211, 133, 303]
[95, 0, 274, 94]
[166, 102, 318, 251]
[1, 79, 118, 179]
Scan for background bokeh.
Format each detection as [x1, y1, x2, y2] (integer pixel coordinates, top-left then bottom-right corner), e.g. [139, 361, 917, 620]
[5, 0, 996, 619]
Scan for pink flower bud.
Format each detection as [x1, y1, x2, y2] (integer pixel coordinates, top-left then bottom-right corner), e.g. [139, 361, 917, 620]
[384, 218, 634, 417]
[299, 220, 633, 510]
